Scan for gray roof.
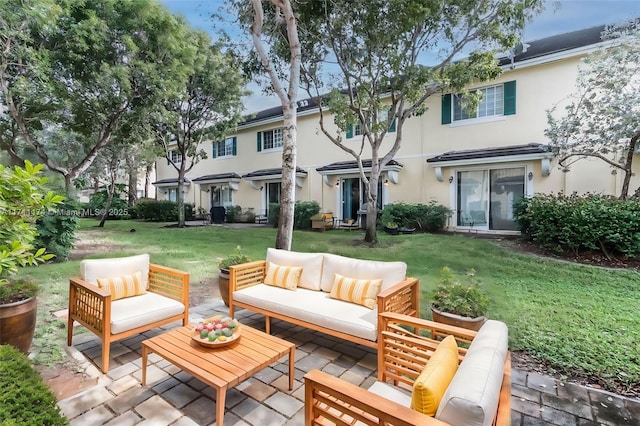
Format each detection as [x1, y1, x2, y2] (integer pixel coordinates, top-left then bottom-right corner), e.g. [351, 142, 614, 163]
[152, 178, 191, 185]
[192, 173, 241, 182]
[316, 159, 403, 172]
[242, 167, 307, 178]
[426, 143, 553, 163]
[241, 24, 610, 126]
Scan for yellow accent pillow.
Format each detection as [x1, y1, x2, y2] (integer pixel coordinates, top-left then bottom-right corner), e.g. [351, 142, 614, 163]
[96, 271, 146, 301]
[328, 273, 382, 309]
[264, 262, 302, 290]
[411, 335, 459, 416]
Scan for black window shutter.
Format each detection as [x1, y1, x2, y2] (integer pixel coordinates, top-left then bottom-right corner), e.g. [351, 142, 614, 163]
[256, 132, 262, 152]
[441, 94, 452, 124]
[504, 80, 516, 115]
[212, 142, 217, 159]
[232, 137, 237, 156]
[388, 108, 397, 132]
[346, 125, 353, 139]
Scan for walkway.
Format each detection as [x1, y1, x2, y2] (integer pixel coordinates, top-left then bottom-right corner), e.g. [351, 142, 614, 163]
[58, 300, 640, 425]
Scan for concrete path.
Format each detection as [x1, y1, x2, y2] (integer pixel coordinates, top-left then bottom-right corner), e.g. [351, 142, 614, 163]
[59, 300, 640, 425]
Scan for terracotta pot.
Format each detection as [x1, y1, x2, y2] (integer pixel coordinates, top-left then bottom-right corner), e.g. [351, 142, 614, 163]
[430, 305, 486, 331]
[218, 269, 230, 307]
[0, 296, 37, 354]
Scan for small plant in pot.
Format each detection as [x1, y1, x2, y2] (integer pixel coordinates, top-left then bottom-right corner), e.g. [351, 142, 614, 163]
[384, 221, 399, 235]
[429, 266, 489, 331]
[0, 161, 64, 354]
[217, 246, 251, 307]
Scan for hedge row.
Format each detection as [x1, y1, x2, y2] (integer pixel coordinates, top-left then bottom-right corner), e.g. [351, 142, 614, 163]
[515, 193, 640, 258]
[133, 199, 195, 222]
[379, 202, 452, 232]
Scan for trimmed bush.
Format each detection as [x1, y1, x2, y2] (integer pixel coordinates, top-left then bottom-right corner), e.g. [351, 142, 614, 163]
[0, 344, 67, 425]
[133, 200, 195, 222]
[515, 193, 640, 258]
[379, 202, 452, 232]
[88, 185, 130, 219]
[266, 201, 320, 229]
[34, 198, 79, 262]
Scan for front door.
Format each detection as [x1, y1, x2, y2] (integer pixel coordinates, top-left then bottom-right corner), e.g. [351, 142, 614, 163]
[341, 178, 360, 220]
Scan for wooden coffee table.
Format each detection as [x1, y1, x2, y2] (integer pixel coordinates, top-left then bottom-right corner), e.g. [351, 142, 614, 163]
[141, 323, 295, 426]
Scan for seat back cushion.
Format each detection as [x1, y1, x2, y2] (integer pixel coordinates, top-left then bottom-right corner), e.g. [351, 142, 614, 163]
[96, 271, 146, 300]
[435, 320, 509, 426]
[329, 273, 382, 309]
[266, 248, 324, 291]
[321, 253, 406, 292]
[411, 335, 459, 416]
[81, 254, 150, 287]
[264, 262, 302, 290]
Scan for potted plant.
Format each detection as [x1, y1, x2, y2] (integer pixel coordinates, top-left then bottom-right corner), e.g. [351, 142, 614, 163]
[0, 161, 63, 354]
[383, 221, 399, 235]
[217, 246, 251, 307]
[429, 266, 489, 331]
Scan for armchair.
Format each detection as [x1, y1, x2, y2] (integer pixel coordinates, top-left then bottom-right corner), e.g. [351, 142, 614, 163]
[304, 312, 511, 426]
[67, 254, 189, 373]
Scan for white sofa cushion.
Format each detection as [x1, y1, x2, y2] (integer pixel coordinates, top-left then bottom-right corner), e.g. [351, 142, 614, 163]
[435, 320, 508, 426]
[266, 248, 324, 290]
[233, 284, 377, 341]
[320, 253, 406, 292]
[81, 254, 150, 288]
[368, 381, 411, 406]
[110, 292, 185, 335]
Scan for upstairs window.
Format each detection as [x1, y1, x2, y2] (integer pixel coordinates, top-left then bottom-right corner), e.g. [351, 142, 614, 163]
[213, 137, 237, 158]
[346, 108, 396, 138]
[256, 128, 283, 152]
[442, 80, 516, 125]
[168, 150, 182, 164]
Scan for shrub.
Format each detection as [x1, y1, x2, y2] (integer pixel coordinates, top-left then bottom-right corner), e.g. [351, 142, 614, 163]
[516, 193, 640, 258]
[379, 201, 451, 232]
[133, 200, 194, 222]
[0, 345, 67, 425]
[225, 205, 242, 223]
[430, 267, 489, 318]
[88, 184, 129, 219]
[34, 198, 79, 262]
[266, 201, 320, 229]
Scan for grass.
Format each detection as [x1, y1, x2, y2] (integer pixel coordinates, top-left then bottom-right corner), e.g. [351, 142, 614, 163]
[20, 218, 640, 393]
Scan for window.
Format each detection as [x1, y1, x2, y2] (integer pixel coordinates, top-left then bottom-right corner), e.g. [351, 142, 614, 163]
[211, 185, 233, 207]
[346, 108, 396, 138]
[453, 85, 503, 121]
[169, 150, 182, 164]
[442, 80, 516, 125]
[213, 137, 237, 158]
[167, 188, 178, 202]
[256, 128, 283, 152]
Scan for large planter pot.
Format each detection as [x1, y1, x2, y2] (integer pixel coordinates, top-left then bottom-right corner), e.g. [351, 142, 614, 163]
[218, 269, 230, 307]
[0, 296, 37, 354]
[431, 306, 486, 331]
[384, 226, 399, 235]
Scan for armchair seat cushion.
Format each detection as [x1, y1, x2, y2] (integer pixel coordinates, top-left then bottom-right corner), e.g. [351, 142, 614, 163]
[368, 381, 411, 406]
[233, 284, 377, 341]
[110, 292, 185, 335]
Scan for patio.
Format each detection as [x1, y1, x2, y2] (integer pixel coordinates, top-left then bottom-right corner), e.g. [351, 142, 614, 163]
[58, 300, 640, 425]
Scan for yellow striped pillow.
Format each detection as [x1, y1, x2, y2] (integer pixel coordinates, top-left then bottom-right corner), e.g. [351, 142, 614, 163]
[329, 273, 382, 309]
[264, 262, 302, 290]
[96, 271, 146, 300]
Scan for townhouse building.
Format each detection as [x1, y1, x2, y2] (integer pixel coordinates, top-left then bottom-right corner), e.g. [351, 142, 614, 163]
[154, 24, 640, 233]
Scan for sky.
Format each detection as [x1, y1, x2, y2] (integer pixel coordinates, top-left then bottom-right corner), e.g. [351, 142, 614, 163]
[158, 0, 640, 113]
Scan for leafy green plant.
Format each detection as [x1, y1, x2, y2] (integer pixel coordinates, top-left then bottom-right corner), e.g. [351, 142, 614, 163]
[385, 221, 398, 229]
[0, 161, 63, 291]
[133, 200, 194, 222]
[0, 344, 67, 425]
[267, 201, 320, 229]
[430, 267, 489, 318]
[218, 246, 251, 271]
[34, 198, 79, 262]
[379, 202, 452, 232]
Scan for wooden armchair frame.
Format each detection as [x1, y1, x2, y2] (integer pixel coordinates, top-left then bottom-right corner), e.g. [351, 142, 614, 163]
[229, 261, 420, 349]
[304, 312, 511, 426]
[68, 263, 189, 373]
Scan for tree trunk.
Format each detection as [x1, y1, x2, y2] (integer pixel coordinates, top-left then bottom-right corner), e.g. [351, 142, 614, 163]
[126, 151, 138, 207]
[620, 133, 639, 199]
[177, 167, 186, 228]
[276, 105, 297, 250]
[145, 164, 153, 199]
[98, 183, 116, 228]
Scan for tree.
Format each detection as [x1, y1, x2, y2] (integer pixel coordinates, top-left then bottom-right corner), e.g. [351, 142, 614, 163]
[0, 0, 194, 193]
[295, 0, 542, 243]
[151, 32, 245, 228]
[248, 0, 301, 250]
[545, 21, 640, 199]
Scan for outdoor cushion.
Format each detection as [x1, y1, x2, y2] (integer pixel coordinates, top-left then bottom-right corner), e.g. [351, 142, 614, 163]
[110, 292, 185, 335]
[233, 284, 377, 341]
[329, 273, 382, 309]
[411, 335, 459, 416]
[320, 253, 406, 292]
[96, 271, 146, 301]
[81, 254, 150, 288]
[264, 262, 302, 290]
[436, 320, 508, 426]
[368, 381, 411, 406]
[266, 248, 324, 290]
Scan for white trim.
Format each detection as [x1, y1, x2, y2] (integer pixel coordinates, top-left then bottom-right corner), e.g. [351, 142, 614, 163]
[195, 178, 240, 185]
[153, 181, 191, 188]
[501, 40, 615, 72]
[448, 115, 506, 127]
[428, 152, 554, 168]
[317, 164, 403, 176]
[243, 171, 308, 181]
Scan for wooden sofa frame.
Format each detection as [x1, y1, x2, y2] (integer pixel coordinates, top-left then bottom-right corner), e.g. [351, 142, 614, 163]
[68, 263, 190, 373]
[229, 261, 420, 349]
[304, 312, 511, 426]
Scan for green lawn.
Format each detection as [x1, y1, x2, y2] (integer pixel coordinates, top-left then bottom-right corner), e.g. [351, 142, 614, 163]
[22, 219, 640, 393]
